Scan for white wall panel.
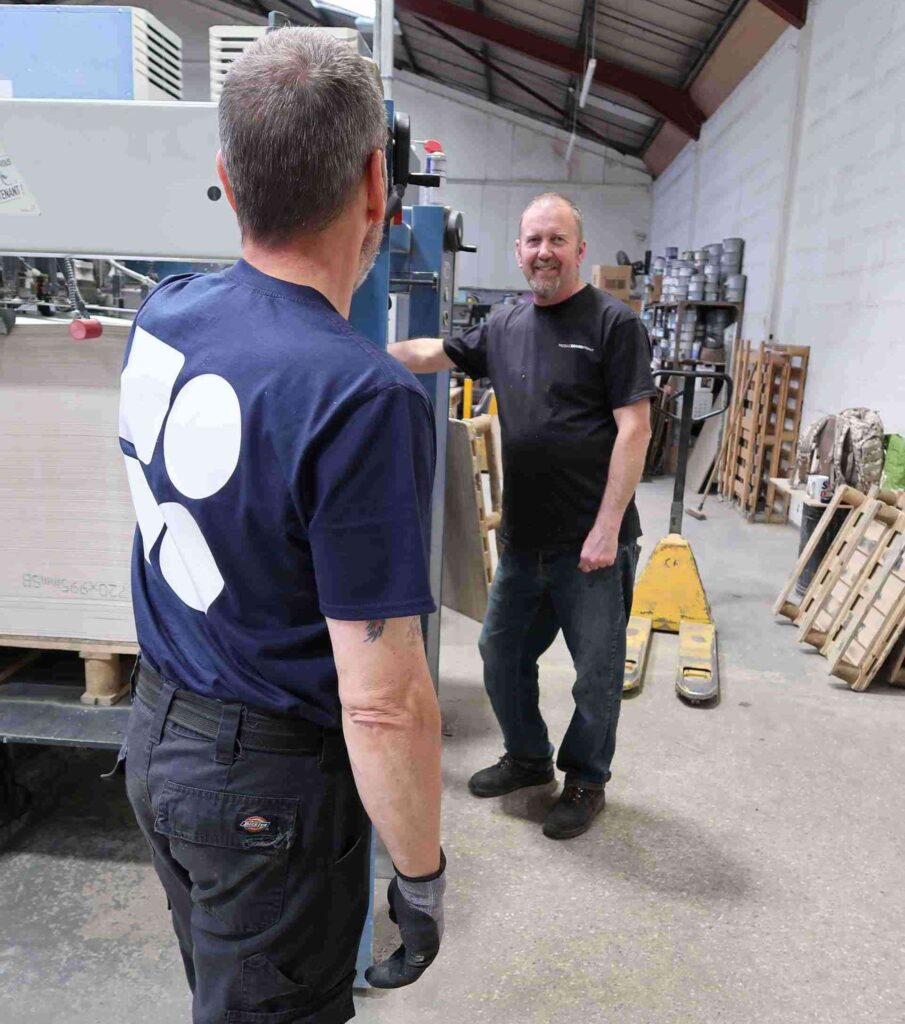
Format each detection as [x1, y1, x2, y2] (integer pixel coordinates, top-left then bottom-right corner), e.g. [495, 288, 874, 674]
[648, 0, 905, 432]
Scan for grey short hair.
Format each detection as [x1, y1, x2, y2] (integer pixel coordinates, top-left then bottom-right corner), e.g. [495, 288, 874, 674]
[219, 28, 387, 246]
[519, 193, 584, 244]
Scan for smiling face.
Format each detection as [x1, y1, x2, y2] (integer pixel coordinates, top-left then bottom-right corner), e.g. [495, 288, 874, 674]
[516, 197, 588, 305]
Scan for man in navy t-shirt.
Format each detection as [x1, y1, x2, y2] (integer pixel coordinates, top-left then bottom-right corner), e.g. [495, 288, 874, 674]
[117, 29, 445, 1023]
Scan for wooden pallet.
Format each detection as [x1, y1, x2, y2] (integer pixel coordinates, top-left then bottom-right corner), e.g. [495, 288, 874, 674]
[772, 485, 859, 621]
[795, 498, 900, 649]
[720, 341, 809, 521]
[0, 635, 137, 705]
[822, 509, 905, 691]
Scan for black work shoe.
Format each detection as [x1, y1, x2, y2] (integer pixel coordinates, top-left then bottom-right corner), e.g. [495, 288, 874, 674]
[468, 753, 555, 798]
[542, 785, 605, 839]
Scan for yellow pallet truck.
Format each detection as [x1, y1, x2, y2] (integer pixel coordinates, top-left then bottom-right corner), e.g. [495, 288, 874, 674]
[624, 368, 732, 703]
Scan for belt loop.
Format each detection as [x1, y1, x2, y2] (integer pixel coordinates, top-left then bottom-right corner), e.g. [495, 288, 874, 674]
[215, 704, 244, 766]
[151, 679, 178, 745]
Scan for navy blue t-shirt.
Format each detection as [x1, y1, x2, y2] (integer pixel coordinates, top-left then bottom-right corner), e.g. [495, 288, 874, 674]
[118, 259, 436, 726]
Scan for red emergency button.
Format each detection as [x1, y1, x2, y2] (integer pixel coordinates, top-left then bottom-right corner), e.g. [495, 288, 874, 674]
[69, 318, 103, 340]
[424, 139, 443, 153]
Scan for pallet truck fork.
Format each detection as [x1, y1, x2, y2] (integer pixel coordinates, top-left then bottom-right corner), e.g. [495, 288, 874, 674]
[624, 368, 732, 703]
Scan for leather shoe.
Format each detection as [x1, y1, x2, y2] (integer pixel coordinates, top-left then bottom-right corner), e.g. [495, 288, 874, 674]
[542, 785, 605, 839]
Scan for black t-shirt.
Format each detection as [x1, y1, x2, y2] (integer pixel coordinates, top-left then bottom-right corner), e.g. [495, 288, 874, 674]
[444, 285, 656, 551]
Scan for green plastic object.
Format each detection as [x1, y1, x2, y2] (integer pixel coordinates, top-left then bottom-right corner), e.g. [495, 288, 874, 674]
[880, 434, 905, 491]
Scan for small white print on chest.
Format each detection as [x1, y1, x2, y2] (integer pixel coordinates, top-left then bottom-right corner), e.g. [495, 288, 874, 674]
[559, 344, 594, 352]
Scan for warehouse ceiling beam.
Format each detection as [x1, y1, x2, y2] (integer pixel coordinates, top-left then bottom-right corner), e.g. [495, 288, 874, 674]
[395, 0, 705, 138]
[563, 0, 598, 129]
[757, 0, 808, 29]
[416, 17, 630, 154]
[470, 0, 495, 104]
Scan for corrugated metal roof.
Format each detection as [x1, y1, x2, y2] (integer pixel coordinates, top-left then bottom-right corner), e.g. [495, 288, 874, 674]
[393, 0, 744, 155]
[181, 0, 747, 156]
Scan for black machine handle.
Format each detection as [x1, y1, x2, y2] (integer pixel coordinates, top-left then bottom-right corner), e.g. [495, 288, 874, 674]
[652, 368, 733, 535]
[408, 173, 442, 188]
[653, 368, 733, 424]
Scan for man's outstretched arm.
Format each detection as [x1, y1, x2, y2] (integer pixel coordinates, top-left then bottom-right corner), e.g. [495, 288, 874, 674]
[388, 338, 456, 374]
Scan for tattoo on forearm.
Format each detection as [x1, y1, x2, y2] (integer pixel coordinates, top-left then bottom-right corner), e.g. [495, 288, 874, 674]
[406, 616, 423, 647]
[364, 619, 386, 644]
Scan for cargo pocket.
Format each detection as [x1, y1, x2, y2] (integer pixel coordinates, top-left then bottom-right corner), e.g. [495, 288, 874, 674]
[154, 780, 299, 935]
[227, 957, 355, 1024]
[225, 953, 314, 1023]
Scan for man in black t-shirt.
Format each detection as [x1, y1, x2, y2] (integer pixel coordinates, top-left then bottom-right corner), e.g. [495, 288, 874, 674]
[390, 193, 655, 840]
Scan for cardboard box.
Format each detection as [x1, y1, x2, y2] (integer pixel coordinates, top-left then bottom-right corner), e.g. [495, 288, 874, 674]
[0, 319, 137, 643]
[591, 264, 631, 299]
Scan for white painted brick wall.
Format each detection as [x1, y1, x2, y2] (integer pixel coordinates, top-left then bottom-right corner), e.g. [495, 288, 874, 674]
[648, 145, 696, 257]
[649, 32, 798, 341]
[393, 73, 652, 290]
[650, 0, 905, 434]
[777, 0, 905, 430]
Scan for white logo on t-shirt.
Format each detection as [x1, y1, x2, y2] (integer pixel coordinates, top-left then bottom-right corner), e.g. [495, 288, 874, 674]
[119, 326, 242, 613]
[559, 344, 594, 352]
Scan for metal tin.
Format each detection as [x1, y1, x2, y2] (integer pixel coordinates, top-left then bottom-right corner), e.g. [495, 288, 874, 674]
[722, 237, 744, 253]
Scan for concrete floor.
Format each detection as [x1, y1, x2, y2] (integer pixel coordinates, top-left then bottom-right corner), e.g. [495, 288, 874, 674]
[2, 477, 905, 1024]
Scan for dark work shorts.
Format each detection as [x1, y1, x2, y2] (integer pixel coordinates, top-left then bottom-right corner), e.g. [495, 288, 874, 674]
[119, 672, 370, 1024]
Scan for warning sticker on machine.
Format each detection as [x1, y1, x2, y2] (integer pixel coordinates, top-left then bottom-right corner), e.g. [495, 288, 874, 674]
[0, 135, 41, 215]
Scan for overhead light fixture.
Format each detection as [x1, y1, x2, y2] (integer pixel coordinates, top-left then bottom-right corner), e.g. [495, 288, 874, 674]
[564, 131, 576, 163]
[578, 58, 596, 109]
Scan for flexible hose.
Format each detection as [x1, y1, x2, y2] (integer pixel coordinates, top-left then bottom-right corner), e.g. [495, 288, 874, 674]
[62, 257, 90, 318]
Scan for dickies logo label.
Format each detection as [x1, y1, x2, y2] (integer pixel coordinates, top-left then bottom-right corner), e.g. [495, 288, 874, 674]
[239, 815, 272, 835]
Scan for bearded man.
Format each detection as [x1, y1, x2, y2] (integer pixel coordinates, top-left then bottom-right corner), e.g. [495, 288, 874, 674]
[389, 192, 655, 839]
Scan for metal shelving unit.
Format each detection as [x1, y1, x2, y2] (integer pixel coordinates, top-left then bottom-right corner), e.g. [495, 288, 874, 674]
[645, 299, 746, 365]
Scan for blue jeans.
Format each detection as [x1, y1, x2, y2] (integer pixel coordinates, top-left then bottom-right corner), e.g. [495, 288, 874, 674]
[478, 542, 640, 789]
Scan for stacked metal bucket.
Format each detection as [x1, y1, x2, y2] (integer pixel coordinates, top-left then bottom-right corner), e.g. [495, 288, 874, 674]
[720, 237, 746, 302]
[650, 237, 747, 305]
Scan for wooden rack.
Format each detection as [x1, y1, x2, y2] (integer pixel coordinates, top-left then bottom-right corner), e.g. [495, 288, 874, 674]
[773, 485, 905, 692]
[720, 340, 810, 522]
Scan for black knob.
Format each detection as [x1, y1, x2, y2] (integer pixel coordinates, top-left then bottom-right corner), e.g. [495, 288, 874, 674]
[444, 209, 477, 253]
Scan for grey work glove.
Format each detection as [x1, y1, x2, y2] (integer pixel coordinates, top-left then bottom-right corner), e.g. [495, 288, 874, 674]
[365, 850, 446, 989]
